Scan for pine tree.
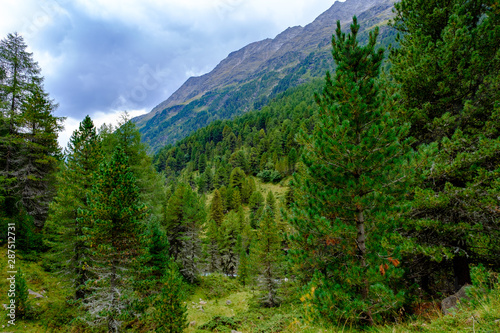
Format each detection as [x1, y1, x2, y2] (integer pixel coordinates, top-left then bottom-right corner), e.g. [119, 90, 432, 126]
[206, 218, 221, 273]
[289, 17, 412, 324]
[143, 218, 170, 281]
[44, 115, 101, 299]
[265, 190, 276, 217]
[78, 145, 146, 332]
[229, 167, 246, 190]
[109, 114, 167, 221]
[219, 210, 239, 277]
[0, 32, 63, 227]
[164, 183, 205, 282]
[210, 189, 224, 226]
[249, 191, 264, 229]
[153, 262, 188, 333]
[253, 207, 282, 307]
[390, 0, 500, 292]
[13, 268, 30, 319]
[198, 153, 207, 173]
[288, 148, 298, 173]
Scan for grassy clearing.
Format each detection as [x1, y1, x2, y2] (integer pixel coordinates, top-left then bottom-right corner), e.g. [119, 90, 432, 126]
[1, 246, 499, 333]
[0, 244, 74, 332]
[254, 176, 289, 202]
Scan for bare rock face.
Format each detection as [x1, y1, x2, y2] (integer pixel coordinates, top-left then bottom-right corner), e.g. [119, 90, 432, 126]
[441, 284, 471, 315]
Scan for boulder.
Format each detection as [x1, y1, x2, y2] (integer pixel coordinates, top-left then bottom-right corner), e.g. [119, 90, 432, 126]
[441, 284, 470, 315]
[226, 300, 232, 305]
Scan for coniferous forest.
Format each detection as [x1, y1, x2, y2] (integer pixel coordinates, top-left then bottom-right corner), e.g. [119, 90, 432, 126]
[1, 1, 499, 332]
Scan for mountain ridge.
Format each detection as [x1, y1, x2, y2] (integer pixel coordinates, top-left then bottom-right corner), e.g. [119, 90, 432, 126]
[133, 0, 396, 151]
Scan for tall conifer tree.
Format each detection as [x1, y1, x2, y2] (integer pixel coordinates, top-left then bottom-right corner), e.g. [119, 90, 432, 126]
[45, 115, 101, 299]
[289, 17, 412, 324]
[0, 32, 62, 227]
[79, 146, 146, 332]
[390, 0, 500, 292]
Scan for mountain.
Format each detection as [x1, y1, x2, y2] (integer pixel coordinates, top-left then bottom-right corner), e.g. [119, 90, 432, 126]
[133, 0, 397, 151]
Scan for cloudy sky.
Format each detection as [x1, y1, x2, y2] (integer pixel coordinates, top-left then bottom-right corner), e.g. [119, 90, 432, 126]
[0, 0, 342, 147]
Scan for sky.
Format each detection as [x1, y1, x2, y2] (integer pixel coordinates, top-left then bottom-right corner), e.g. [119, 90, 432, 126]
[0, 0, 343, 148]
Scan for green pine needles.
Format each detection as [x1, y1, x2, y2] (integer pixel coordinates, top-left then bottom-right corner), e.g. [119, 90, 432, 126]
[289, 16, 413, 325]
[153, 262, 188, 333]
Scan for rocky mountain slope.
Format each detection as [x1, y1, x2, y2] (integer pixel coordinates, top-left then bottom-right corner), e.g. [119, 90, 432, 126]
[133, 0, 396, 151]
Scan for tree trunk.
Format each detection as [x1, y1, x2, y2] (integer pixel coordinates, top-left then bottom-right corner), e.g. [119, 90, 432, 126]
[452, 240, 472, 291]
[108, 257, 118, 333]
[357, 209, 373, 325]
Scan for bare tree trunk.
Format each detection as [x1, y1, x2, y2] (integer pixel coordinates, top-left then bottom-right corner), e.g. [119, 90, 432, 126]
[357, 209, 373, 325]
[108, 257, 118, 333]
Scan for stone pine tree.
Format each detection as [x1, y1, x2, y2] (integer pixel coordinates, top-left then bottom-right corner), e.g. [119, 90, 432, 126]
[78, 146, 146, 332]
[44, 115, 102, 299]
[390, 0, 500, 292]
[253, 206, 282, 307]
[289, 17, 412, 325]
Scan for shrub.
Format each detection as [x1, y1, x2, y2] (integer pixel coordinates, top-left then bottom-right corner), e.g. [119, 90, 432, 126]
[198, 273, 242, 299]
[257, 170, 283, 183]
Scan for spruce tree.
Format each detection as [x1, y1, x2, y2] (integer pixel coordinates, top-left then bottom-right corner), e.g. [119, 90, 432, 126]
[289, 17, 412, 324]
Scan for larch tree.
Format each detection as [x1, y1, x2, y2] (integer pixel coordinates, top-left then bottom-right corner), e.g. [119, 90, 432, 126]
[289, 17, 412, 325]
[0, 32, 63, 228]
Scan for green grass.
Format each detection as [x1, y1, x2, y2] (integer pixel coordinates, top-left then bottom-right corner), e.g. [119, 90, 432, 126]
[0, 244, 75, 332]
[1, 245, 499, 333]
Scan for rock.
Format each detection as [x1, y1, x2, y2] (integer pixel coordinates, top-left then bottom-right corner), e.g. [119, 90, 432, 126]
[231, 331, 242, 333]
[441, 284, 470, 315]
[198, 305, 204, 312]
[226, 300, 232, 305]
[189, 321, 196, 327]
[28, 289, 45, 298]
[199, 300, 207, 305]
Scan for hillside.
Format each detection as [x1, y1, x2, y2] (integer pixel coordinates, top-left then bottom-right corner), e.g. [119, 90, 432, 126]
[133, 0, 397, 151]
